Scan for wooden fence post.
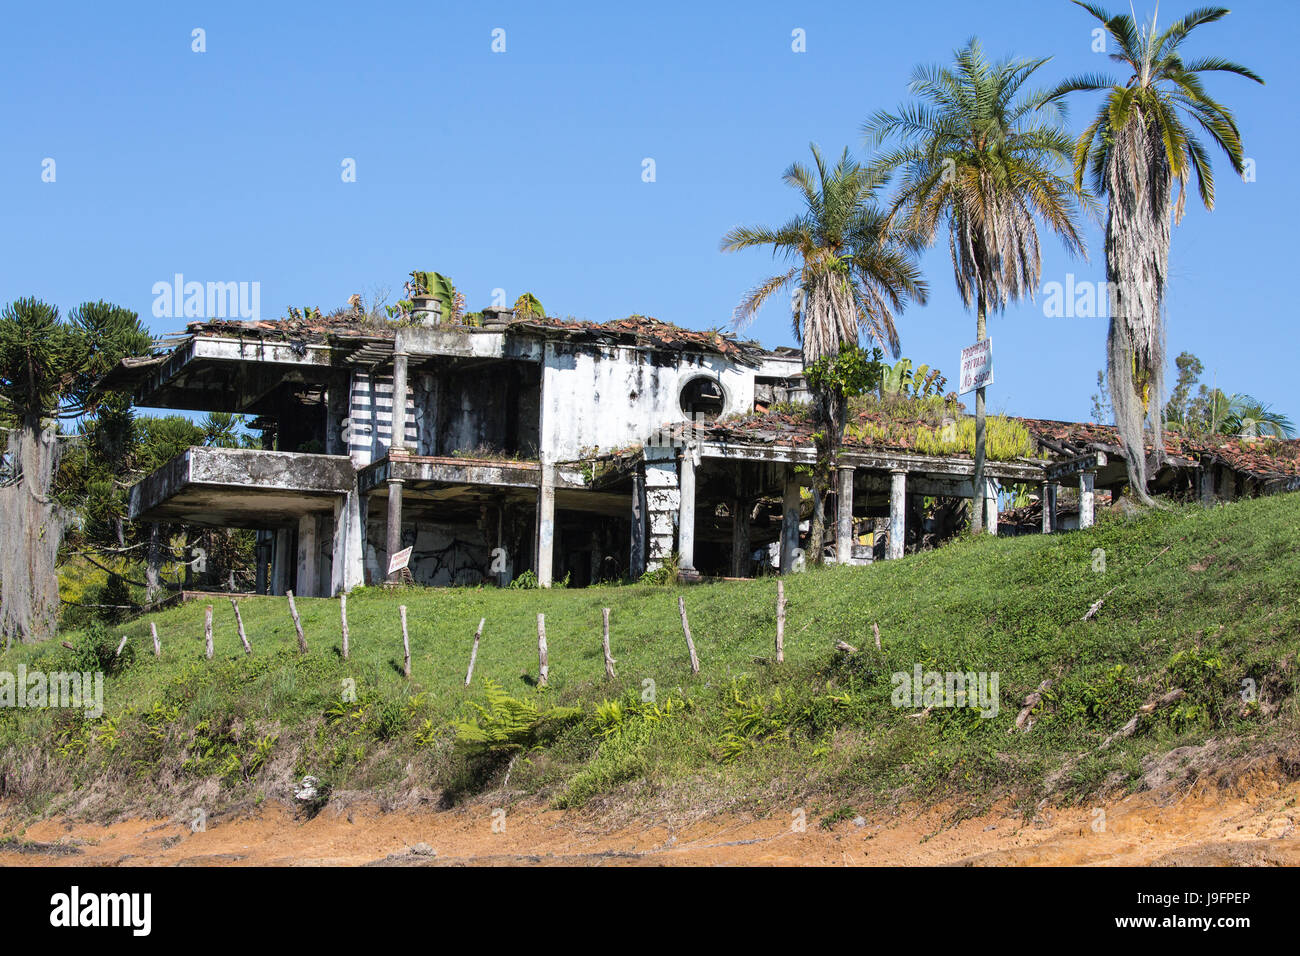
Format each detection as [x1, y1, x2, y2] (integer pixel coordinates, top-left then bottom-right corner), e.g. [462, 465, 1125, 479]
[775, 581, 786, 664]
[537, 613, 549, 687]
[151, 622, 161, 657]
[230, 598, 252, 655]
[464, 617, 485, 686]
[204, 605, 214, 660]
[602, 608, 615, 679]
[114, 634, 128, 659]
[678, 596, 700, 674]
[286, 590, 308, 653]
[340, 592, 350, 661]
[400, 605, 411, 678]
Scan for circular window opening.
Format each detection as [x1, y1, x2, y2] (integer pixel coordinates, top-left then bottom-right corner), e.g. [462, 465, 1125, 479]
[680, 377, 725, 420]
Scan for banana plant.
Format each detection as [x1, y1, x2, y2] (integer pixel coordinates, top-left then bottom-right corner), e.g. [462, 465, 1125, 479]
[512, 292, 546, 319]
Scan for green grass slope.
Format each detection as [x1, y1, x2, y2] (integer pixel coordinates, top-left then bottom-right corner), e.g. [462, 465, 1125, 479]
[2, 493, 1298, 823]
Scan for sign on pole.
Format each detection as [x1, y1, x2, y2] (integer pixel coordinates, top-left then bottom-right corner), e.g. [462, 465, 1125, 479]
[959, 338, 993, 394]
[388, 546, 413, 576]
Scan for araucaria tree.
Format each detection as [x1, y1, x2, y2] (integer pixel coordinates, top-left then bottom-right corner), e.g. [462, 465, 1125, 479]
[722, 144, 928, 562]
[1052, 2, 1262, 503]
[0, 298, 151, 643]
[866, 38, 1091, 531]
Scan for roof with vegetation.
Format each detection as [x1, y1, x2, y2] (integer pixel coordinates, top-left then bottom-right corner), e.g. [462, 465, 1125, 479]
[174, 312, 784, 361]
[1022, 418, 1300, 479]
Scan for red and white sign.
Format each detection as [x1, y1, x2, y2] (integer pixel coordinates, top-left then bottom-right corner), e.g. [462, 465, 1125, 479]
[388, 547, 413, 576]
[959, 338, 993, 394]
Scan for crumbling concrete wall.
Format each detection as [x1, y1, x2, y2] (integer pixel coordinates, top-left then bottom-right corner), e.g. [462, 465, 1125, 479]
[363, 512, 498, 587]
[539, 343, 754, 460]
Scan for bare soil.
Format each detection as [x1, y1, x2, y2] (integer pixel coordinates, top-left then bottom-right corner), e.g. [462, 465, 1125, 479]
[2, 771, 1297, 866]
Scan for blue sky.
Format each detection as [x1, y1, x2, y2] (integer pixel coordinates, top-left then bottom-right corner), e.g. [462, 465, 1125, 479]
[2, 0, 1293, 422]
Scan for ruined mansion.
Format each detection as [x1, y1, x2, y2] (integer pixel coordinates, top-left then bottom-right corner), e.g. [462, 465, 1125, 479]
[100, 306, 1300, 597]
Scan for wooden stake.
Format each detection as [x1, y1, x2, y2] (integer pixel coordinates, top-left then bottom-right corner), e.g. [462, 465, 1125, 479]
[230, 598, 252, 655]
[873, 622, 881, 651]
[204, 605, 214, 660]
[775, 581, 786, 664]
[834, 640, 858, 655]
[114, 634, 128, 659]
[151, 621, 161, 657]
[537, 613, 549, 687]
[601, 607, 615, 679]
[340, 592, 350, 661]
[678, 596, 700, 674]
[287, 590, 308, 653]
[400, 605, 411, 678]
[465, 617, 484, 686]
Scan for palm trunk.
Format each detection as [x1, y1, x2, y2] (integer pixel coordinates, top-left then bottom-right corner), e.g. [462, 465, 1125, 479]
[971, 296, 987, 534]
[1105, 116, 1171, 507]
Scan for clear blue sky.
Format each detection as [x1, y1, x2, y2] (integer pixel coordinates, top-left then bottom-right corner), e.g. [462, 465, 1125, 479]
[2, 0, 1294, 422]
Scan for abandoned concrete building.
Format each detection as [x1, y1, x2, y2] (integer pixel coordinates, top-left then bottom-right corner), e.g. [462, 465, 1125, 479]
[100, 309, 1300, 597]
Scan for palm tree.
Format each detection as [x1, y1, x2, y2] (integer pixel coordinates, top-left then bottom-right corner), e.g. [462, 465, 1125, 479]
[721, 143, 928, 562]
[1051, 2, 1262, 503]
[865, 38, 1092, 531]
[1213, 393, 1294, 440]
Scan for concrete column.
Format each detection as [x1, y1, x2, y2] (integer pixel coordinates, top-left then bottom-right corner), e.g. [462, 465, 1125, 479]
[1079, 471, 1096, 528]
[677, 448, 696, 573]
[888, 469, 906, 560]
[1041, 482, 1057, 534]
[146, 523, 163, 603]
[331, 489, 364, 595]
[536, 462, 555, 587]
[629, 468, 647, 579]
[779, 466, 801, 574]
[272, 528, 292, 596]
[730, 496, 751, 577]
[836, 466, 854, 564]
[385, 480, 404, 583]
[297, 514, 320, 597]
[985, 478, 998, 536]
[1199, 460, 1216, 505]
[389, 351, 409, 455]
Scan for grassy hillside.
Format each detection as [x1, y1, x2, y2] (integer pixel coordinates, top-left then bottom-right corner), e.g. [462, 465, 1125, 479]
[2, 493, 1298, 823]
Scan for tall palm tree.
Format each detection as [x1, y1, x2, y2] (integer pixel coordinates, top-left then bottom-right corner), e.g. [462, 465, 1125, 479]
[865, 38, 1092, 531]
[721, 143, 928, 562]
[1051, 2, 1262, 503]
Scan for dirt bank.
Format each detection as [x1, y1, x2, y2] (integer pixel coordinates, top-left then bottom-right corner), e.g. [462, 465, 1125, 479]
[2, 770, 1297, 866]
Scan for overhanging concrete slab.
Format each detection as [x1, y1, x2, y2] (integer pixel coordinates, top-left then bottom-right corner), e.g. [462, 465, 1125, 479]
[128, 447, 354, 528]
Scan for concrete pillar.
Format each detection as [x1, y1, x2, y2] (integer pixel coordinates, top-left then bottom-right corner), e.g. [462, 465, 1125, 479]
[888, 470, 906, 560]
[1041, 482, 1057, 534]
[629, 468, 647, 579]
[985, 478, 998, 536]
[730, 495, 751, 578]
[779, 466, 801, 574]
[389, 351, 409, 455]
[1199, 460, 1216, 505]
[836, 466, 854, 564]
[1079, 471, 1096, 529]
[536, 462, 555, 587]
[643, 453, 679, 571]
[677, 448, 696, 573]
[331, 489, 364, 595]
[253, 530, 268, 594]
[297, 514, 320, 597]
[146, 523, 163, 603]
[272, 528, 292, 596]
[385, 480, 404, 583]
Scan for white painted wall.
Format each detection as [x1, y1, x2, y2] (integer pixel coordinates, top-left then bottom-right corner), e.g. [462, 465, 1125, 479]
[538, 342, 755, 460]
